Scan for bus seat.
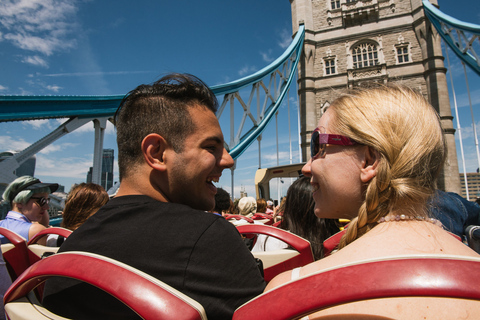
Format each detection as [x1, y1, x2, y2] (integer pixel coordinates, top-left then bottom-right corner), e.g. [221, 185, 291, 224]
[252, 213, 274, 225]
[466, 225, 480, 254]
[225, 214, 255, 225]
[232, 254, 480, 320]
[27, 227, 73, 265]
[0, 227, 29, 281]
[4, 251, 207, 320]
[236, 224, 314, 283]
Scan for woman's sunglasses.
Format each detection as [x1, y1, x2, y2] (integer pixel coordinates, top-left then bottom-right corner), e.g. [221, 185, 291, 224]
[310, 126, 358, 159]
[30, 196, 50, 207]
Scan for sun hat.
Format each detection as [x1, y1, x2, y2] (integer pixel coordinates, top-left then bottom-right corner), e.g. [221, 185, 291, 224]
[3, 176, 59, 203]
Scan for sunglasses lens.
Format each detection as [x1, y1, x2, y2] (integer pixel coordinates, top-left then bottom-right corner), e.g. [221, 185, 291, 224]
[38, 198, 49, 206]
[311, 130, 319, 158]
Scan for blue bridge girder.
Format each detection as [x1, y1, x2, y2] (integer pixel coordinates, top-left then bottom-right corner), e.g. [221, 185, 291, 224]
[423, 0, 480, 77]
[0, 25, 305, 187]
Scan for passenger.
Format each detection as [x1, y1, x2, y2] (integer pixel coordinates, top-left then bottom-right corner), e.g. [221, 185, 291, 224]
[0, 176, 58, 245]
[266, 199, 274, 214]
[256, 198, 268, 214]
[273, 197, 286, 222]
[229, 197, 240, 215]
[42, 73, 265, 320]
[0, 252, 11, 320]
[266, 85, 480, 318]
[238, 196, 257, 218]
[61, 183, 109, 231]
[46, 183, 109, 246]
[252, 176, 340, 260]
[429, 189, 480, 239]
[210, 187, 231, 216]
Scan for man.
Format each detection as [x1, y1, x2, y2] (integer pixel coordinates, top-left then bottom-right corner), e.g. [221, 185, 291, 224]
[0, 176, 58, 244]
[43, 74, 265, 319]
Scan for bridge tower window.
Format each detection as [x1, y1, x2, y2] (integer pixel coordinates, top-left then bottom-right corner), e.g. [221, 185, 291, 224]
[352, 42, 379, 68]
[324, 58, 337, 75]
[396, 46, 409, 63]
[331, 0, 340, 9]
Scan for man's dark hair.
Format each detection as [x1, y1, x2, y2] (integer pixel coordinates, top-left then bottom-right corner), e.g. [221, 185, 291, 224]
[214, 188, 231, 213]
[114, 73, 218, 180]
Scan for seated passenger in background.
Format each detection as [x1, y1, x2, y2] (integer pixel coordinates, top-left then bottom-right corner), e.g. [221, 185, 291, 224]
[238, 196, 257, 217]
[209, 187, 231, 216]
[266, 200, 274, 214]
[47, 183, 109, 247]
[252, 176, 340, 260]
[266, 84, 480, 318]
[0, 176, 58, 245]
[256, 198, 268, 214]
[0, 252, 11, 320]
[428, 189, 480, 240]
[43, 73, 265, 320]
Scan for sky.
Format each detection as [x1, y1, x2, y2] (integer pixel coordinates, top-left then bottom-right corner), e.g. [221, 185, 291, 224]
[0, 0, 479, 199]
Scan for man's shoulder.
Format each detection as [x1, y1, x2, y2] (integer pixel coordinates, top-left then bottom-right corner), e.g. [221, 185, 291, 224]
[73, 195, 231, 235]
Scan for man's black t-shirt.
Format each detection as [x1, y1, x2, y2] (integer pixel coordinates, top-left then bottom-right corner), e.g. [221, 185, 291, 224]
[43, 195, 265, 319]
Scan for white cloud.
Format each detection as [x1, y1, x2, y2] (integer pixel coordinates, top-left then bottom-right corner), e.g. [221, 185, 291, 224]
[22, 55, 48, 67]
[239, 65, 257, 76]
[278, 28, 292, 49]
[41, 70, 153, 77]
[0, 135, 30, 151]
[39, 142, 78, 154]
[35, 154, 92, 179]
[46, 84, 62, 92]
[22, 119, 52, 130]
[260, 49, 274, 63]
[0, 85, 8, 91]
[0, 0, 78, 58]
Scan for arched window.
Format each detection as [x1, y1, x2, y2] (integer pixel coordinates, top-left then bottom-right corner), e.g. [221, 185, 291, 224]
[352, 42, 379, 68]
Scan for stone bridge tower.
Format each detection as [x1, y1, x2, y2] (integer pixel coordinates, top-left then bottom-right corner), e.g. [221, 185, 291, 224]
[290, 0, 461, 193]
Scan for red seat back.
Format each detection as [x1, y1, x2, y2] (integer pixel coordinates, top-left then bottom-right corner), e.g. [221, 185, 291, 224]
[233, 255, 480, 320]
[236, 224, 314, 282]
[27, 227, 72, 266]
[225, 214, 254, 224]
[0, 227, 29, 281]
[4, 251, 207, 320]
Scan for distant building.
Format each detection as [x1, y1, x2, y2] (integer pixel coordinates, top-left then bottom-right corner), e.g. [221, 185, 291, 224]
[240, 187, 247, 198]
[86, 149, 114, 191]
[86, 167, 93, 184]
[102, 149, 114, 191]
[460, 173, 480, 200]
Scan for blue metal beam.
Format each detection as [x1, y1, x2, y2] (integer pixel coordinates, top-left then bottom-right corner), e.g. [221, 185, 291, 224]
[423, 0, 480, 76]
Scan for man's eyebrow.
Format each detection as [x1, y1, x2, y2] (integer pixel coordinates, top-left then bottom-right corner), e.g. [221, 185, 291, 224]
[204, 136, 223, 144]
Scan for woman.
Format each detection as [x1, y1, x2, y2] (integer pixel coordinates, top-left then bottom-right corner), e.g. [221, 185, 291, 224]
[61, 183, 109, 231]
[252, 176, 339, 260]
[266, 85, 480, 318]
[0, 176, 58, 244]
[46, 183, 109, 246]
[256, 198, 268, 214]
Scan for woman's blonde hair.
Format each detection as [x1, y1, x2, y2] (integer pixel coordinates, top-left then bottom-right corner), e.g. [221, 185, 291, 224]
[329, 84, 446, 249]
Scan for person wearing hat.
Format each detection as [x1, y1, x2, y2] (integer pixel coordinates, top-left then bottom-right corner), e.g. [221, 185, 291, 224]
[238, 196, 257, 218]
[0, 175, 58, 244]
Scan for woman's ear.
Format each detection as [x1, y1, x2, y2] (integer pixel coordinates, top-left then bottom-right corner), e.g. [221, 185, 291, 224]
[360, 146, 379, 183]
[142, 134, 168, 171]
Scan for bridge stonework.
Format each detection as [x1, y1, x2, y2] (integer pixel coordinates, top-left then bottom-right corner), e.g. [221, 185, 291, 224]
[290, 0, 461, 193]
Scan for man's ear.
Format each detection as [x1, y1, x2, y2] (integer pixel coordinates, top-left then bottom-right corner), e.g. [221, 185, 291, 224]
[142, 134, 168, 171]
[360, 146, 379, 183]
